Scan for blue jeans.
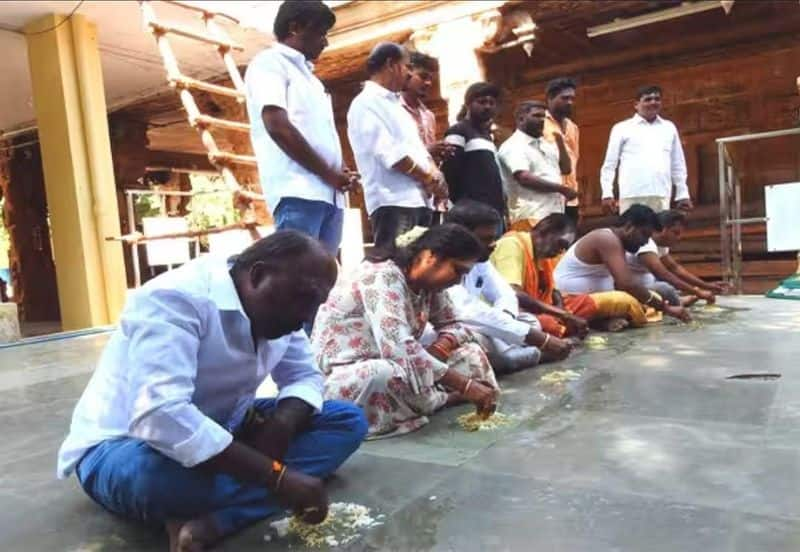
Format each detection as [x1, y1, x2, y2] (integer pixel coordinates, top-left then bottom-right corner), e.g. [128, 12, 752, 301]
[75, 400, 367, 538]
[273, 197, 344, 256]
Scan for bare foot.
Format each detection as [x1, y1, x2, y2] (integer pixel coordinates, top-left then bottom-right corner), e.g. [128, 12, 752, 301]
[166, 517, 222, 552]
[602, 317, 629, 333]
[681, 295, 699, 307]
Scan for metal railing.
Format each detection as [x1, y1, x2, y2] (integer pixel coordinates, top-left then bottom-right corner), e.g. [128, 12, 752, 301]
[717, 126, 800, 293]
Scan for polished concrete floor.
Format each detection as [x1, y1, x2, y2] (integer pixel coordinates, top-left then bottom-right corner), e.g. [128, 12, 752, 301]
[1, 296, 799, 551]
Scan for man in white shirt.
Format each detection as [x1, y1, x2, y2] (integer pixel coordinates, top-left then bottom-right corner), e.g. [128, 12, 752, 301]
[628, 209, 726, 305]
[347, 42, 446, 250]
[245, 1, 358, 256]
[498, 100, 575, 232]
[600, 85, 692, 215]
[57, 231, 367, 550]
[445, 200, 573, 369]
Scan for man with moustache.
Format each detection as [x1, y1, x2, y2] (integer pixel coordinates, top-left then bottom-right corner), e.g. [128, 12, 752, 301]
[498, 100, 574, 232]
[347, 42, 446, 249]
[57, 232, 367, 551]
[543, 77, 581, 223]
[400, 51, 455, 220]
[600, 85, 692, 215]
[442, 82, 506, 230]
[245, 1, 359, 256]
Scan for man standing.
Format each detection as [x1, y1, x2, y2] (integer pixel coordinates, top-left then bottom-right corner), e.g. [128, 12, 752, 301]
[442, 82, 506, 226]
[347, 42, 445, 249]
[498, 101, 575, 232]
[57, 231, 367, 551]
[600, 85, 691, 215]
[400, 51, 455, 220]
[400, 52, 447, 158]
[543, 77, 580, 223]
[245, 1, 358, 256]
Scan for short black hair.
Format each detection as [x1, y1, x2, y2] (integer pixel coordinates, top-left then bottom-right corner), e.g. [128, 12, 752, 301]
[657, 209, 687, 229]
[515, 100, 546, 120]
[636, 85, 662, 100]
[273, 1, 336, 41]
[232, 230, 327, 274]
[409, 51, 437, 72]
[545, 77, 577, 99]
[464, 81, 500, 104]
[366, 42, 406, 76]
[445, 200, 501, 231]
[533, 213, 576, 236]
[619, 204, 662, 231]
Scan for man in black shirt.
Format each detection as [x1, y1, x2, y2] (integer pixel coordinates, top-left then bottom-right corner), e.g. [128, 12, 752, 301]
[442, 82, 505, 230]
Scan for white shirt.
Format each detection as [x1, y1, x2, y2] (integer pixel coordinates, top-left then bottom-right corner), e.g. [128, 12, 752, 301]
[498, 129, 565, 223]
[57, 255, 323, 478]
[245, 43, 344, 213]
[446, 261, 530, 346]
[347, 81, 434, 215]
[627, 238, 670, 286]
[600, 114, 689, 201]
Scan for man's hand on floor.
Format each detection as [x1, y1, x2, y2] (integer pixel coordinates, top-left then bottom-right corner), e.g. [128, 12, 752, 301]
[277, 469, 329, 524]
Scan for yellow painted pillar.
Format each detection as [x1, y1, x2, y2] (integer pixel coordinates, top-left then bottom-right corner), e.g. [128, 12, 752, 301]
[24, 14, 127, 330]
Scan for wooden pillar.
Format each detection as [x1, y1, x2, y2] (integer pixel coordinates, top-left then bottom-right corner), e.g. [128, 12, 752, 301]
[0, 140, 60, 322]
[25, 13, 127, 329]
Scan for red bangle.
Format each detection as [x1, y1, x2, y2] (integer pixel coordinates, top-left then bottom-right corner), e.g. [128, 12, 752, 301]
[428, 343, 449, 360]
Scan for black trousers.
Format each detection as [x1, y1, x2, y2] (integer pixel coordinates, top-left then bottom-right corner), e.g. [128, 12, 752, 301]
[370, 206, 433, 250]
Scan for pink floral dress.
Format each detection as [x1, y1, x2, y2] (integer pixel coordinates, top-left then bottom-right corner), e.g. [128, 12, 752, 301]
[312, 261, 498, 438]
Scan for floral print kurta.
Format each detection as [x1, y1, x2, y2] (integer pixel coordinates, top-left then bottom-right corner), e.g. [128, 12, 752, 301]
[312, 261, 498, 438]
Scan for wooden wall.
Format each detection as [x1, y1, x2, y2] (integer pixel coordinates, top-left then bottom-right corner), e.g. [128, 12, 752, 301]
[486, 37, 800, 215]
[478, 1, 800, 289]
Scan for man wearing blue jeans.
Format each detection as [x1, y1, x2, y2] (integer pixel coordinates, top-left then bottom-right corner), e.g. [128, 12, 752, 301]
[57, 231, 367, 551]
[245, 1, 359, 256]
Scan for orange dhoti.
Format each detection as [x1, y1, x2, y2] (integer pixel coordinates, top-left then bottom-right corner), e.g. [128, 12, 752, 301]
[537, 291, 649, 337]
[491, 232, 649, 338]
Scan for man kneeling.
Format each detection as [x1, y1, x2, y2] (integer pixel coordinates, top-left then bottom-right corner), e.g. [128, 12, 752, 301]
[57, 231, 367, 551]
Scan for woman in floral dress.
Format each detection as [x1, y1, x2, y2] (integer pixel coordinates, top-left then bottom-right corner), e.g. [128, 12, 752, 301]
[312, 224, 500, 438]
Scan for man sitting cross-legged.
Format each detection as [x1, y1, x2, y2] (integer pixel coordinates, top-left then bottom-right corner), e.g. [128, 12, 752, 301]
[627, 209, 728, 306]
[57, 231, 367, 552]
[554, 204, 691, 326]
[444, 200, 574, 371]
[491, 212, 666, 337]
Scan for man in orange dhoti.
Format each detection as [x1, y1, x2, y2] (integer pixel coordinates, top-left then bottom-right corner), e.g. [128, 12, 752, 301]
[491, 214, 652, 337]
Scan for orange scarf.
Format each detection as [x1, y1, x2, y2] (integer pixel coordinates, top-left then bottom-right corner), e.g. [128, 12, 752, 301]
[511, 232, 555, 305]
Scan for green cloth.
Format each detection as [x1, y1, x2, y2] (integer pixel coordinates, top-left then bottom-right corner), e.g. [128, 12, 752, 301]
[766, 273, 800, 301]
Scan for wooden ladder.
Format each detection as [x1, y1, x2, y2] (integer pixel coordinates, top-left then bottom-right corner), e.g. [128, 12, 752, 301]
[139, 0, 264, 237]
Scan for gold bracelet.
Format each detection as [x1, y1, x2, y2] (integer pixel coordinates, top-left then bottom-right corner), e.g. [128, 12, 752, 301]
[542, 334, 551, 349]
[405, 161, 417, 175]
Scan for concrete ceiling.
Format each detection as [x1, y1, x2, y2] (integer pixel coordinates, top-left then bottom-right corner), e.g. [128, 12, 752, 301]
[0, 1, 291, 135]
